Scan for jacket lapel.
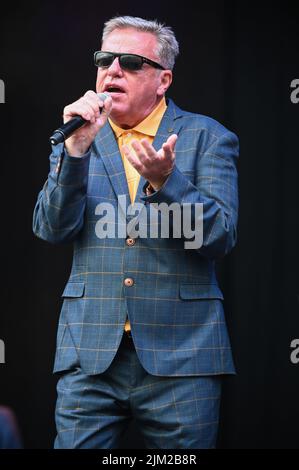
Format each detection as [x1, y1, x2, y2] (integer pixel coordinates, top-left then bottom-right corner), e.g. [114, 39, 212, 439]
[92, 99, 184, 220]
[93, 122, 131, 216]
[134, 99, 184, 203]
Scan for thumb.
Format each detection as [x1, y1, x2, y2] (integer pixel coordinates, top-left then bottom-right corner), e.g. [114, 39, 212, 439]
[167, 133, 178, 152]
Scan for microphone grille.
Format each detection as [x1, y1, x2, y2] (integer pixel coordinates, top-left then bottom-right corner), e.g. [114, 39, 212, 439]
[97, 92, 109, 101]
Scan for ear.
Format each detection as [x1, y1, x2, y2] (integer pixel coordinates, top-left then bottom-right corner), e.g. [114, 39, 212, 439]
[157, 70, 173, 96]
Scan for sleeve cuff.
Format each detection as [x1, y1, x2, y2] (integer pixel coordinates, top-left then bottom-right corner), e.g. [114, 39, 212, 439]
[140, 165, 191, 205]
[49, 143, 91, 186]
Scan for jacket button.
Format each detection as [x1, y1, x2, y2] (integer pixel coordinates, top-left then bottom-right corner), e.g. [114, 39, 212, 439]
[126, 237, 136, 246]
[124, 277, 134, 287]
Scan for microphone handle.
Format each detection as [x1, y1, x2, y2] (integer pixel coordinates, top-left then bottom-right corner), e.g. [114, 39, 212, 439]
[49, 93, 108, 146]
[50, 115, 86, 146]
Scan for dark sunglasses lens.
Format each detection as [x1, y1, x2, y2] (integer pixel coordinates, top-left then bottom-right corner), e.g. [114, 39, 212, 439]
[119, 55, 143, 70]
[95, 52, 114, 67]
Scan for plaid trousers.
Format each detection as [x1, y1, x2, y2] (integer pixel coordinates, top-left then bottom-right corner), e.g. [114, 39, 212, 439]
[54, 330, 222, 449]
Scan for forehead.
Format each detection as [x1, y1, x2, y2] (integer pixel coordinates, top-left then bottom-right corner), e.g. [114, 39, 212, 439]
[102, 28, 158, 58]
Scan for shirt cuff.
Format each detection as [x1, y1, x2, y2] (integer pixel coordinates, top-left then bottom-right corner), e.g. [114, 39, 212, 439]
[144, 183, 157, 196]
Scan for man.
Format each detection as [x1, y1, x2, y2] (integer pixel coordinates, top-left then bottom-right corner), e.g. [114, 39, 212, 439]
[33, 16, 239, 449]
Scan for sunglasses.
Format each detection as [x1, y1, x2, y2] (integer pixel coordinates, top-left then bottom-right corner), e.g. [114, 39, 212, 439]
[94, 51, 165, 71]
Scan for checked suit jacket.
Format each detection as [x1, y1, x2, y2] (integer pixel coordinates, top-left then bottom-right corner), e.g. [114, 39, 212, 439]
[33, 98, 239, 377]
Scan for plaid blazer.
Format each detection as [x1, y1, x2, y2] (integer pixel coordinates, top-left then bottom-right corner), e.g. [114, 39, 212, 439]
[33, 99, 239, 376]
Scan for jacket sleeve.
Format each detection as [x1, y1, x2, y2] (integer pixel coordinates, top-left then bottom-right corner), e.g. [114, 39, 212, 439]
[32, 144, 91, 244]
[140, 130, 239, 259]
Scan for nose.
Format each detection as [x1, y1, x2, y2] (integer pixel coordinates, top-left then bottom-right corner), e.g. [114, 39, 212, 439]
[107, 57, 123, 77]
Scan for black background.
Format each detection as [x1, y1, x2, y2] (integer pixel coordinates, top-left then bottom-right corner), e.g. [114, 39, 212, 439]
[0, 0, 298, 449]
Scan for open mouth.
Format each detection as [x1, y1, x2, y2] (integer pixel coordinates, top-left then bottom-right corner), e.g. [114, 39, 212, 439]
[105, 86, 125, 94]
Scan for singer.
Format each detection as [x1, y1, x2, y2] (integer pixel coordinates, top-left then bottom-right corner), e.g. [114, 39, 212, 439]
[32, 15, 239, 449]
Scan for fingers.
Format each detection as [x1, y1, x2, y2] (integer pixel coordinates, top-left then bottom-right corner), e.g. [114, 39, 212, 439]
[83, 91, 102, 123]
[63, 91, 112, 156]
[167, 133, 178, 148]
[98, 94, 112, 121]
[131, 140, 152, 166]
[162, 133, 178, 154]
[123, 141, 149, 170]
[124, 134, 177, 167]
[139, 139, 157, 159]
[122, 133, 177, 183]
[63, 90, 111, 125]
[84, 90, 112, 123]
[122, 145, 143, 171]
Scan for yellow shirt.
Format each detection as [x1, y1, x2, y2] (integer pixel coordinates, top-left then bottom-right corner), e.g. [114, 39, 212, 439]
[109, 97, 167, 332]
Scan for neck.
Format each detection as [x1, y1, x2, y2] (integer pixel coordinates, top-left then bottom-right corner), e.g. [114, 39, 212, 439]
[111, 96, 163, 129]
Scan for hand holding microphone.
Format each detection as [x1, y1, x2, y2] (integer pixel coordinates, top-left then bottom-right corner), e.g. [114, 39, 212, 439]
[50, 90, 112, 157]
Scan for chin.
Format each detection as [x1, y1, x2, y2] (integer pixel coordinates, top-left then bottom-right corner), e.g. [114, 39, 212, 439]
[110, 106, 129, 124]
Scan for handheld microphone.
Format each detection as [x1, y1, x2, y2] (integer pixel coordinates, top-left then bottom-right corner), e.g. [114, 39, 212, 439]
[49, 93, 109, 146]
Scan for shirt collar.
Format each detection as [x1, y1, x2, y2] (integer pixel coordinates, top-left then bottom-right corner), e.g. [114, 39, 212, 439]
[109, 97, 167, 138]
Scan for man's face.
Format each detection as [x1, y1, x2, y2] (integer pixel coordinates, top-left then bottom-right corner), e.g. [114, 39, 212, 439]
[96, 28, 172, 128]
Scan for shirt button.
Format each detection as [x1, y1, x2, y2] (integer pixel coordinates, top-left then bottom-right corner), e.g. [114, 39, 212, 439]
[126, 237, 136, 246]
[124, 277, 134, 287]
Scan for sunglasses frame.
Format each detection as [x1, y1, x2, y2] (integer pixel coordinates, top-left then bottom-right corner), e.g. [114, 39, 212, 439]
[94, 51, 165, 71]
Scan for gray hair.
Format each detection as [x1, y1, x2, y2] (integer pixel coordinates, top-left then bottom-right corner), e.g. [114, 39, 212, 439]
[101, 16, 179, 70]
